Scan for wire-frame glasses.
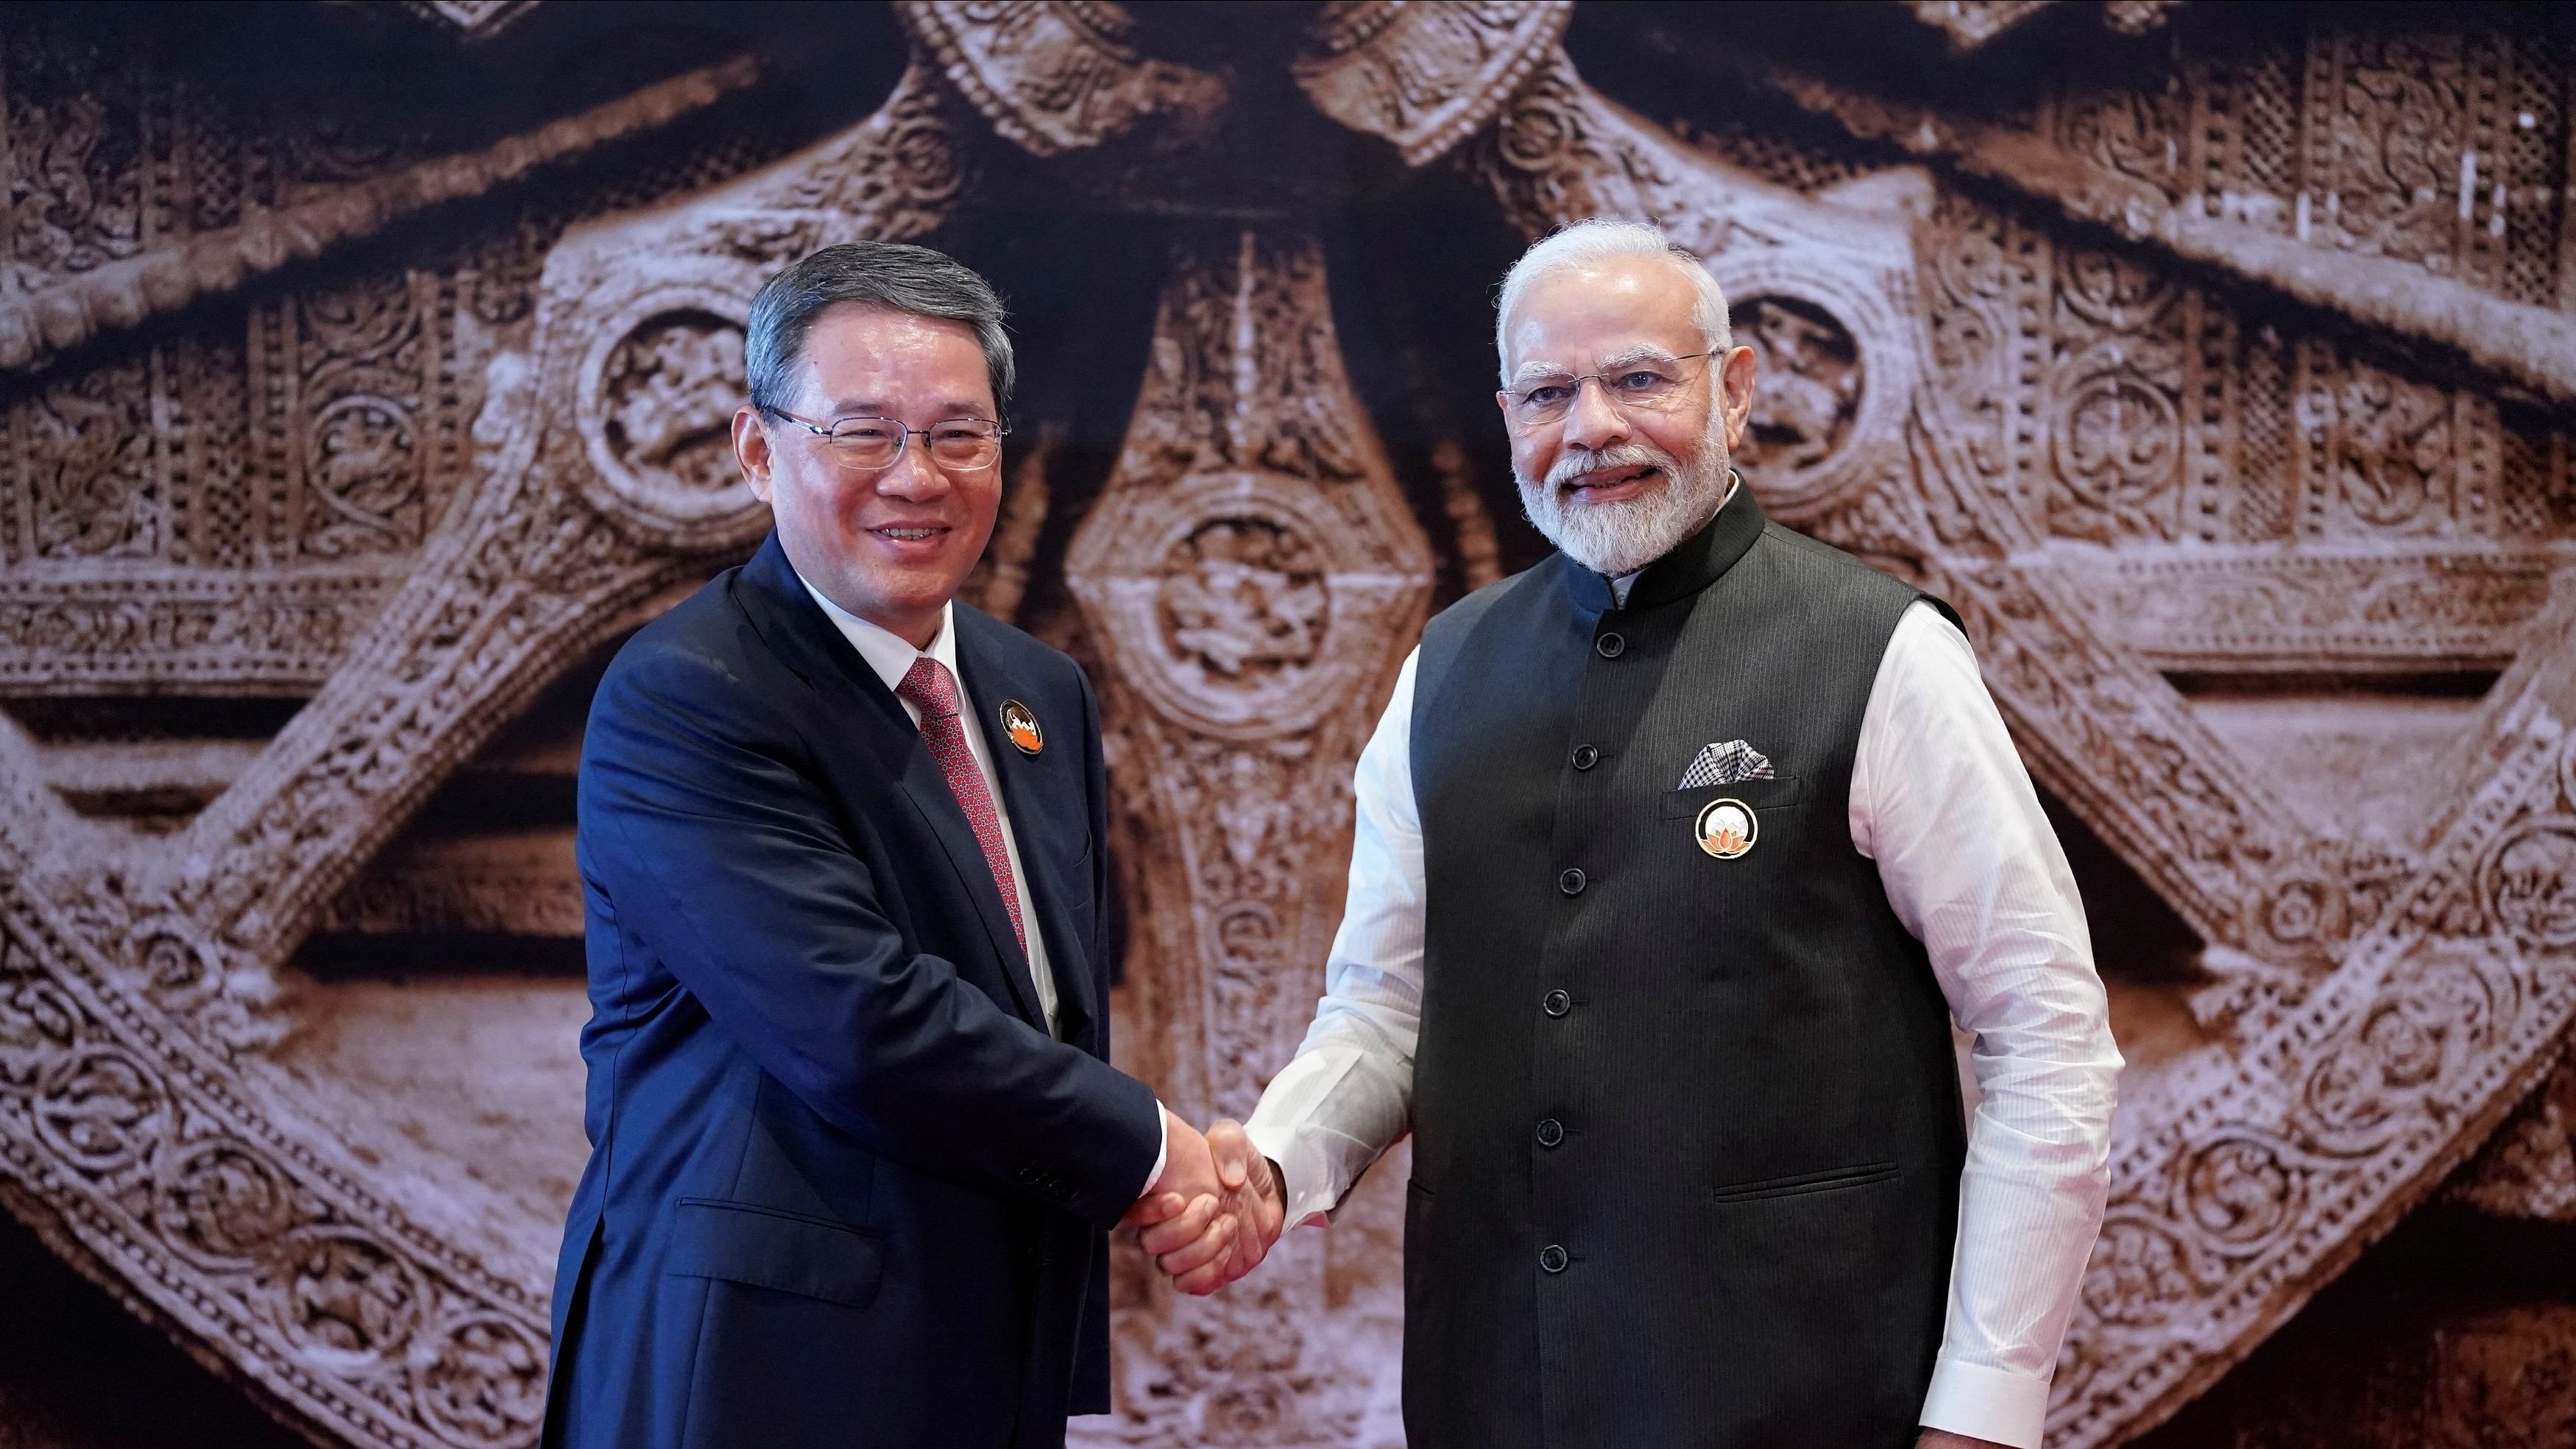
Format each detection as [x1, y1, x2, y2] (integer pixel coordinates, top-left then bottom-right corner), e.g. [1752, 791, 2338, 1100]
[764, 410, 1006, 471]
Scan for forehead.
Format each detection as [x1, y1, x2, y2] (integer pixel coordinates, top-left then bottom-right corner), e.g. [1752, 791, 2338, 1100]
[791, 302, 991, 408]
[1502, 255, 1703, 372]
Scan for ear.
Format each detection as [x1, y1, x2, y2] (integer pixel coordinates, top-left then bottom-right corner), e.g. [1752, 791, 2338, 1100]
[1716, 345, 1758, 454]
[733, 406, 776, 503]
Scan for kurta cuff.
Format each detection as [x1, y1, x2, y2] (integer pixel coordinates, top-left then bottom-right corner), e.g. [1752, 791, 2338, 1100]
[1242, 1118, 1337, 1227]
[1919, 1353, 2051, 1449]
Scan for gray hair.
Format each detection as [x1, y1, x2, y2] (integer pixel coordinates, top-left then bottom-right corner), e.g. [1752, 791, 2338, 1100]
[1494, 219, 1731, 383]
[746, 241, 1016, 417]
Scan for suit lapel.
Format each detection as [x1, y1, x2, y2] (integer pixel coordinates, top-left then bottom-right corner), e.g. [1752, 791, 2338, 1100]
[890, 765, 1050, 1029]
[953, 617, 1098, 1044]
[731, 536, 1048, 1032]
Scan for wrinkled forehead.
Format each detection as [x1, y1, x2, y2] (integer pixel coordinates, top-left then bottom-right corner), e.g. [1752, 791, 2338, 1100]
[795, 302, 992, 409]
[1499, 261, 1705, 382]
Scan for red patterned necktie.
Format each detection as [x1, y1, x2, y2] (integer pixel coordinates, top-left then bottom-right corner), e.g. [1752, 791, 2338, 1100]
[895, 656, 1026, 954]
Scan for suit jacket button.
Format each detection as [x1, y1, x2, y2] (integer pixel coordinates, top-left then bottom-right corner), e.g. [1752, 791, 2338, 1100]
[1540, 1244, 1568, 1273]
[1557, 868, 1586, 896]
[1536, 1118, 1565, 1148]
[1542, 989, 1571, 1018]
[1571, 745, 1599, 770]
[1595, 632, 1625, 659]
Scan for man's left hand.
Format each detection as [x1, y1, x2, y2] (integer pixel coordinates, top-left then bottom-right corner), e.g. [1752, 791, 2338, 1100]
[1917, 1432, 2011, 1449]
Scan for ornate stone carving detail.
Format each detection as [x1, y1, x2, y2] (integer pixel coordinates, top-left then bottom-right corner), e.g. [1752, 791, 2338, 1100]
[325, 834, 584, 939]
[1769, 65, 2576, 409]
[2051, 708, 2576, 1444]
[1735, 294, 1862, 478]
[2046, 251, 2187, 544]
[895, 1, 1224, 158]
[1294, 1, 1570, 166]
[0, 58, 763, 374]
[1066, 229, 1429, 1445]
[0, 888, 556, 1449]
[17, 358, 162, 559]
[0, 566, 402, 695]
[2070, 548, 2559, 669]
[531, 60, 963, 552]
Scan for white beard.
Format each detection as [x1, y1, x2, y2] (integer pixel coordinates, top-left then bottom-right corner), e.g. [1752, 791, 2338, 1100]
[1515, 417, 1733, 578]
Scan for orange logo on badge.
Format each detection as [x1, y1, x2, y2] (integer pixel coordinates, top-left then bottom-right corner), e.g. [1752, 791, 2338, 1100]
[999, 699, 1044, 756]
[1695, 798, 1757, 860]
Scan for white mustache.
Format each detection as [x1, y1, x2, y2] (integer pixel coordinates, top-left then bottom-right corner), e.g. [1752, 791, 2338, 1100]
[1544, 441, 1679, 494]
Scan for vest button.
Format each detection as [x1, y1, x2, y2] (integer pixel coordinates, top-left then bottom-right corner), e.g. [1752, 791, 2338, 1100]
[1571, 745, 1599, 770]
[1557, 868, 1585, 896]
[1595, 631, 1626, 659]
[1540, 1244, 1568, 1273]
[1535, 1118, 1564, 1148]
[1542, 988, 1571, 1017]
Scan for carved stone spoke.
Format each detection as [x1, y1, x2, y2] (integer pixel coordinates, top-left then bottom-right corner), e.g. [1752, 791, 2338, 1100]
[1066, 228, 1431, 1445]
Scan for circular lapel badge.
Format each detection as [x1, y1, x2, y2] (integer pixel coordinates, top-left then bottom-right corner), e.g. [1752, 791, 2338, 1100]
[998, 699, 1044, 756]
[1694, 798, 1757, 860]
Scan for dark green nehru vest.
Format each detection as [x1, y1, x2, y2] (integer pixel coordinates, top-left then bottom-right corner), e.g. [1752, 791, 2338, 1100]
[1404, 488, 1967, 1449]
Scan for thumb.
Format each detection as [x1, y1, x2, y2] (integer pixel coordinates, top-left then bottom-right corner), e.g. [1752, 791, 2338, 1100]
[1207, 1119, 1251, 1191]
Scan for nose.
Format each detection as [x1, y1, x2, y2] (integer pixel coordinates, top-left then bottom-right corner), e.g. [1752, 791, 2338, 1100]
[1560, 376, 1630, 453]
[874, 433, 952, 501]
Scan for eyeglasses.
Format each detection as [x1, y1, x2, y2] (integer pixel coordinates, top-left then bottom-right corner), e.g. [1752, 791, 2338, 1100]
[1501, 352, 1714, 426]
[763, 409, 1007, 472]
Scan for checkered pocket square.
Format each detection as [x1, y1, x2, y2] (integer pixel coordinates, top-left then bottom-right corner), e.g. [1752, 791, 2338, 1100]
[1677, 740, 1774, 789]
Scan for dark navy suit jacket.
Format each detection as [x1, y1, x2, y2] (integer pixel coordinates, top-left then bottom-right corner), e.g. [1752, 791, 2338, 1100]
[543, 534, 1162, 1449]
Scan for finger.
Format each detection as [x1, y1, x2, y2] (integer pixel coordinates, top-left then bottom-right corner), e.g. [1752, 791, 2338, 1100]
[1154, 1212, 1236, 1279]
[1117, 1191, 1187, 1230]
[1136, 1194, 1219, 1256]
[1173, 1247, 1242, 1297]
[1228, 1212, 1272, 1276]
[1207, 1120, 1250, 1191]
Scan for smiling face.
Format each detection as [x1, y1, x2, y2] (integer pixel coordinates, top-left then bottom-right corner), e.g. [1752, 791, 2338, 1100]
[1497, 253, 1758, 577]
[733, 302, 1001, 648]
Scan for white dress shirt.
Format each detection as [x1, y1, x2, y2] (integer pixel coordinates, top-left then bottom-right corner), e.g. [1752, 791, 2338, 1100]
[799, 578, 1169, 1195]
[1243, 568, 2123, 1448]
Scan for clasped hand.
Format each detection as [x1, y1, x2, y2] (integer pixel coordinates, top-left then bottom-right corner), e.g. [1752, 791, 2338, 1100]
[1117, 1110, 1285, 1295]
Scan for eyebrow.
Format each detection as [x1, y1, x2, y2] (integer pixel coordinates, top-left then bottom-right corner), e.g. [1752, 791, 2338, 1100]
[1507, 344, 1683, 389]
[823, 399, 995, 420]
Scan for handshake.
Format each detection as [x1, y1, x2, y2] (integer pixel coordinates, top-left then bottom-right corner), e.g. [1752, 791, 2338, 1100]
[1119, 1110, 1287, 1295]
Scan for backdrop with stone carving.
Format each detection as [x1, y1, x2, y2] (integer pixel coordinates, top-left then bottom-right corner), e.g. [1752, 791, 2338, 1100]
[1, 2, 2572, 1447]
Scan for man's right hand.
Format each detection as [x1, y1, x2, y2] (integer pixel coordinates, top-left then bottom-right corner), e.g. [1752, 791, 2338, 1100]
[1119, 1109, 1234, 1260]
[1139, 1118, 1283, 1294]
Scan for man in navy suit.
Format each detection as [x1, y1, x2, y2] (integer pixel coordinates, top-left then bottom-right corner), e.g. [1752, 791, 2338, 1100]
[542, 242, 1246, 1449]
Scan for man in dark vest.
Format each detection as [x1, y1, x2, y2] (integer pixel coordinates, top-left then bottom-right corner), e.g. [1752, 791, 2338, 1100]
[1144, 220, 2123, 1448]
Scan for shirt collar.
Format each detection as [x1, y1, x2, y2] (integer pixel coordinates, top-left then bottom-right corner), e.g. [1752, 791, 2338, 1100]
[796, 573, 958, 694]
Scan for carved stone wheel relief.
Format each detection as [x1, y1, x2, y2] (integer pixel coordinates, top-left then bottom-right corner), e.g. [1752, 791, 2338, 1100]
[1, 5, 2572, 1449]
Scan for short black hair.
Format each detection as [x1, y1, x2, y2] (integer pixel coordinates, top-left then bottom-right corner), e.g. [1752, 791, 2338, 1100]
[744, 241, 1014, 416]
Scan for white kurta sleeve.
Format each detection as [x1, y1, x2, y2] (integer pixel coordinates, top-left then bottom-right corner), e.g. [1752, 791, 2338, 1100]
[1853, 603, 2123, 1449]
[1244, 649, 1426, 1226]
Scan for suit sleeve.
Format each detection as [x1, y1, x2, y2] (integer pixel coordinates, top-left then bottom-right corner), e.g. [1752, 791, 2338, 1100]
[581, 645, 1163, 1230]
